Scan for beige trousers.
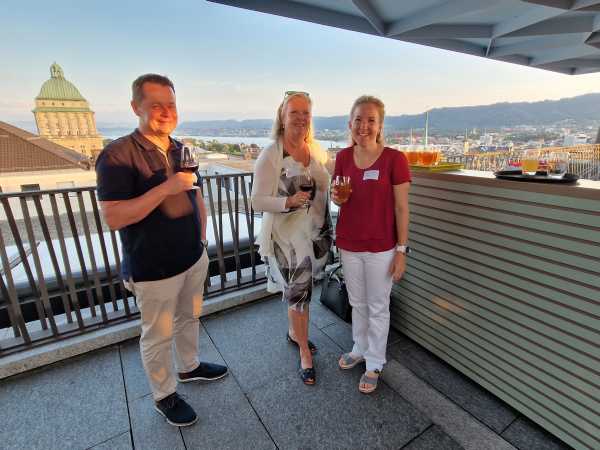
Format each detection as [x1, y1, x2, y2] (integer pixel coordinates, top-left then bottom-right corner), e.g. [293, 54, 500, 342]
[125, 251, 209, 401]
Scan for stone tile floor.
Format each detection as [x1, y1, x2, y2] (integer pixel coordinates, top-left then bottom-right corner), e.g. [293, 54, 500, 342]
[0, 293, 574, 450]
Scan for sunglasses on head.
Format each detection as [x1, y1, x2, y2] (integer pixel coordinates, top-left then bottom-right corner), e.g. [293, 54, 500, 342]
[284, 90, 310, 98]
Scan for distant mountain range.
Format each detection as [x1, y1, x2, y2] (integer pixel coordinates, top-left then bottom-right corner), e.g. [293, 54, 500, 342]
[9, 93, 599, 137]
[177, 93, 600, 133]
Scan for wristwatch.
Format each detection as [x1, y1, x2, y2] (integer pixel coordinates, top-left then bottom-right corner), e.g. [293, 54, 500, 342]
[395, 244, 411, 255]
[201, 239, 209, 248]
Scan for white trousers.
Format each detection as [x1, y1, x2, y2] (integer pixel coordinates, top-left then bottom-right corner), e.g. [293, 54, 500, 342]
[125, 251, 209, 401]
[340, 248, 395, 372]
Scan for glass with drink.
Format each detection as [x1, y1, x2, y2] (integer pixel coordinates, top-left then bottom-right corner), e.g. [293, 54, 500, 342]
[521, 149, 540, 176]
[420, 149, 441, 166]
[333, 175, 351, 203]
[416, 147, 424, 165]
[420, 150, 433, 166]
[298, 167, 314, 211]
[547, 152, 569, 179]
[406, 148, 419, 165]
[176, 146, 201, 190]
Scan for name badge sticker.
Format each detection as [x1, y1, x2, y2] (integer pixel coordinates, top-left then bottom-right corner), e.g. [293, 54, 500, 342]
[363, 170, 379, 181]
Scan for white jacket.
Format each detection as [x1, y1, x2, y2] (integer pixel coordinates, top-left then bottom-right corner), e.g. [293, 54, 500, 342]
[251, 138, 331, 259]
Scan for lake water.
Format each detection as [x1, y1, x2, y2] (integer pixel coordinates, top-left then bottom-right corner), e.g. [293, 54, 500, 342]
[178, 135, 345, 149]
[100, 130, 345, 149]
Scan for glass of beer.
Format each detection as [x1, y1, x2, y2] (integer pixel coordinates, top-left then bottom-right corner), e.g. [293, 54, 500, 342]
[333, 176, 351, 203]
[420, 150, 433, 166]
[416, 147, 424, 165]
[420, 149, 440, 166]
[521, 149, 540, 176]
[547, 152, 569, 179]
[406, 148, 420, 165]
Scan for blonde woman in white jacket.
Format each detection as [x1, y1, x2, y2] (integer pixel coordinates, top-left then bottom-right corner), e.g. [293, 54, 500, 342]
[251, 91, 332, 385]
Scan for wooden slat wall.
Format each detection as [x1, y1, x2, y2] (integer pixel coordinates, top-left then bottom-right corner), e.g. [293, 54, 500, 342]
[390, 173, 600, 450]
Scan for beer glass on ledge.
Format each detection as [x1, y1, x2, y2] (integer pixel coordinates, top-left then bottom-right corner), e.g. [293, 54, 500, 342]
[548, 152, 569, 179]
[521, 149, 540, 176]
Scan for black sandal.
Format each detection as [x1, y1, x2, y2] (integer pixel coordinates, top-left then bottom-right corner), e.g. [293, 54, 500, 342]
[299, 366, 316, 385]
[286, 333, 318, 354]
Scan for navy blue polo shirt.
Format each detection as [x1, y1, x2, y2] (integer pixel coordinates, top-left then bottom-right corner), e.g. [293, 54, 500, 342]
[95, 129, 203, 282]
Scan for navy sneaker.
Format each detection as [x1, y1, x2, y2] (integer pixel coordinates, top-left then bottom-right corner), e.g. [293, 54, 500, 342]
[178, 362, 229, 382]
[154, 392, 198, 427]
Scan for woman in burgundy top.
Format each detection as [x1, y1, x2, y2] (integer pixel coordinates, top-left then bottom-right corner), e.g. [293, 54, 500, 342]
[332, 95, 411, 393]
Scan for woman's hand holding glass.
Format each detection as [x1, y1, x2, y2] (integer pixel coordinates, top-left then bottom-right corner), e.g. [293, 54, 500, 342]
[331, 176, 351, 205]
[283, 166, 312, 209]
[286, 191, 311, 209]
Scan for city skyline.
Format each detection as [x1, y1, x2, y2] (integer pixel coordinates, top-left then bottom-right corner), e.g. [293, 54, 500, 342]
[2, 0, 600, 126]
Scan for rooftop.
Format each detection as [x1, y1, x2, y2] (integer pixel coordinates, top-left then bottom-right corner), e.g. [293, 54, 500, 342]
[0, 292, 572, 450]
[0, 121, 90, 173]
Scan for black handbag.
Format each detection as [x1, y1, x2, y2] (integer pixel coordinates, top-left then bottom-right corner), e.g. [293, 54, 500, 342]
[319, 264, 351, 323]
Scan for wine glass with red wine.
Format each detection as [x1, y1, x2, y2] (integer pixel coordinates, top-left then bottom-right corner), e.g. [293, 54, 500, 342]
[177, 146, 201, 190]
[298, 166, 314, 211]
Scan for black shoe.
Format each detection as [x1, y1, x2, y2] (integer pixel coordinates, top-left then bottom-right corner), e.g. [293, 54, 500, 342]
[178, 362, 229, 383]
[299, 366, 316, 385]
[154, 392, 198, 427]
[286, 333, 318, 354]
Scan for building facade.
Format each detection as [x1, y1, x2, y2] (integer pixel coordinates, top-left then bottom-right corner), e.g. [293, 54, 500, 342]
[32, 63, 104, 157]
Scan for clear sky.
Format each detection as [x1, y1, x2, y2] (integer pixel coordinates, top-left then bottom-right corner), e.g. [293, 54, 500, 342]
[2, 0, 600, 126]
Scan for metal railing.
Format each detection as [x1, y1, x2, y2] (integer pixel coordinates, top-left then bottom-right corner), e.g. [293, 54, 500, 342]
[0, 173, 264, 355]
[446, 144, 600, 180]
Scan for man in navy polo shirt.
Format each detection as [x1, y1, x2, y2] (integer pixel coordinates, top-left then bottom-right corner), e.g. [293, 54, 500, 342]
[96, 74, 227, 427]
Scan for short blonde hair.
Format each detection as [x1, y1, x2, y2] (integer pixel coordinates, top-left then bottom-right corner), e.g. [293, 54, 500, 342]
[349, 95, 385, 145]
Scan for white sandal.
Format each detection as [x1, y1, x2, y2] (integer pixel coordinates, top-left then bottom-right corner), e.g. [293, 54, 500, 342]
[358, 369, 380, 394]
[338, 353, 365, 370]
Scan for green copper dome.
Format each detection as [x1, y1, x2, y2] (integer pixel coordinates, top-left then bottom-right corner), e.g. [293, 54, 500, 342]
[36, 63, 86, 101]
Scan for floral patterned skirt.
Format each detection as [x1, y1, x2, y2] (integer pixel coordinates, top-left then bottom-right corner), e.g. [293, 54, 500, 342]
[266, 206, 332, 312]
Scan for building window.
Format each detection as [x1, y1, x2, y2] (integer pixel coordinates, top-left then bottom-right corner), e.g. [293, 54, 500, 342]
[21, 184, 40, 192]
[56, 181, 75, 189]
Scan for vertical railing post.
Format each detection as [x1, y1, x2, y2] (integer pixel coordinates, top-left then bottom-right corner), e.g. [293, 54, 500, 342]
[19, 196, 59, 336]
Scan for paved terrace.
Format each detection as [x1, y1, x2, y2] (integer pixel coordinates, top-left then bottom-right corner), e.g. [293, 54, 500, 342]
[0, 292, 573, 450]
